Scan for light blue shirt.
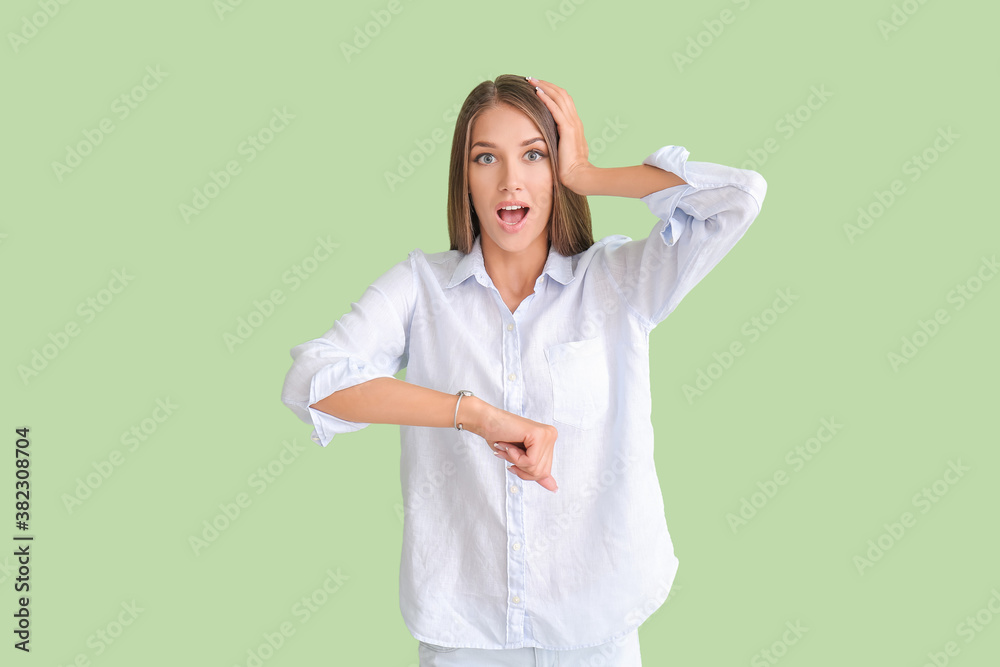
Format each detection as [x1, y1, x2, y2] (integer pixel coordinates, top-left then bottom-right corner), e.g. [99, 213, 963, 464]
[280, 145, 767, 649]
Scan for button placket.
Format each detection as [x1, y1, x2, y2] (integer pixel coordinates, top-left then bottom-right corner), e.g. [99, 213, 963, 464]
[501, 312, 527, 644]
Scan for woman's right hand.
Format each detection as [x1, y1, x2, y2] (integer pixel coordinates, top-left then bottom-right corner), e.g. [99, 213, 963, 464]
[469, 399, 559, 493]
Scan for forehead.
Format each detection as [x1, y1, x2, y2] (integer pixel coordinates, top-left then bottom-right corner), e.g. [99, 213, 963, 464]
[470, 105, 542, 144]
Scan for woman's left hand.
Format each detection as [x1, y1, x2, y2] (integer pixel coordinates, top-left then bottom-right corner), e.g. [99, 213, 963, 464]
[529, 77, 594, 195]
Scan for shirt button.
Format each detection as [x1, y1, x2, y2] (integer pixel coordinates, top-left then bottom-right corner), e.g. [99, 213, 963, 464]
[512, 596, 521, 604]
[508, 373, 516, 381]
[507, 323, 514, 331]
[510, 485, 519, 494]
[310, 434, 321, 444]
[512, 542, 521, 551]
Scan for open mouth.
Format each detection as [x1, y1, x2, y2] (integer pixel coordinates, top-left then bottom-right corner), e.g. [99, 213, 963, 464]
[496, 204, 530, 226]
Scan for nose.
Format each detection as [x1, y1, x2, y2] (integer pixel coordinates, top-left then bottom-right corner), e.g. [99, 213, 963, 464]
[499, 161, 524, 193]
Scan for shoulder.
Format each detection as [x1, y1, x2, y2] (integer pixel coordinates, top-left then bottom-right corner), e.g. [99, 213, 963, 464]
[588, 233, 633, 251]
[359, 249, 423, 301]
[579, 233, 634, 267]
[406, 246, 463, 286]
[410, 246, 461, 267]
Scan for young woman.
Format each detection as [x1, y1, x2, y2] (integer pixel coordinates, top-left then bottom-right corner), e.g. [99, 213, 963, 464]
[281, 74, 767, 666]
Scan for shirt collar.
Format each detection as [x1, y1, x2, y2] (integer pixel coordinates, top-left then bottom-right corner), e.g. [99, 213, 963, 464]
[446, 234, 575, 289]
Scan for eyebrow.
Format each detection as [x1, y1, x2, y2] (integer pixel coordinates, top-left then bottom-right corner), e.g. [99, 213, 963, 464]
[471, 137, 545, 150]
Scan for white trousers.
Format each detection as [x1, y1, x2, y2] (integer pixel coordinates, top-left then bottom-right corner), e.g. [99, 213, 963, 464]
[417, 629, 641, 666]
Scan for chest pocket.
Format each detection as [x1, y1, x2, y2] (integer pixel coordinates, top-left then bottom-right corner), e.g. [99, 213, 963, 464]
[545, 336, 610, 430]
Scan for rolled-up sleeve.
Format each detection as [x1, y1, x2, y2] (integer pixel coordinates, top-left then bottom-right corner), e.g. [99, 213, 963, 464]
[280, 251, 416, 447]
[601, 145, 767, 329]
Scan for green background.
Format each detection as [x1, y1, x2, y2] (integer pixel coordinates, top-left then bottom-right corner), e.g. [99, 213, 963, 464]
[3, 0, 998, 664]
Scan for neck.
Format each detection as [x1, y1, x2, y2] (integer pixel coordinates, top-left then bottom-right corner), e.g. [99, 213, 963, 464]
[482, 233, 549, 296]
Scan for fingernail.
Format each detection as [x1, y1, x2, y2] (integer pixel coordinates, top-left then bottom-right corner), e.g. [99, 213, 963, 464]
[493, 451, 504, 457]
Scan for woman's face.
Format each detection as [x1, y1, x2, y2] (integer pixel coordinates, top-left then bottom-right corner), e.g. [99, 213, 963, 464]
[467, 104, 553, 258]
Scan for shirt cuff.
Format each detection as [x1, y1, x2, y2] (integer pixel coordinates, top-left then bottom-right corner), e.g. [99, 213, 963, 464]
[640, 145, 692, 248]
[307, 357, 396, 447]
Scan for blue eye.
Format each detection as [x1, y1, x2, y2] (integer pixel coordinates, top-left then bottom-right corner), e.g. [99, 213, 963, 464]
[473, 149, 547, 165]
